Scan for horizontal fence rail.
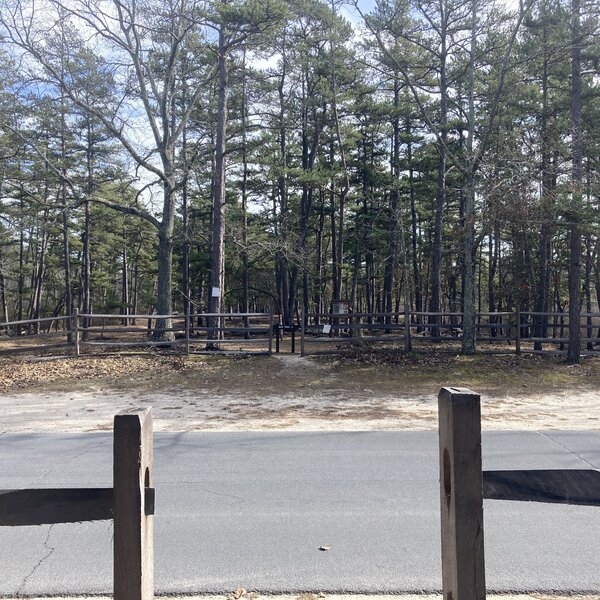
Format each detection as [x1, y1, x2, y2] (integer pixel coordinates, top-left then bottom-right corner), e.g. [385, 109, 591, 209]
[0, 311, 274, 357]
[299, 309, 600, 357]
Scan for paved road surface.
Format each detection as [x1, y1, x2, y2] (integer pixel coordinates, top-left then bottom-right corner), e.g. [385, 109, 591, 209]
[1, 431, 599, 596]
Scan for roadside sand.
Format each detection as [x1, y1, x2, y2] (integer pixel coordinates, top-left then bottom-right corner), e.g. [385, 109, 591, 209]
[0, 354, 599, 433]
[1, 387, 599, 433]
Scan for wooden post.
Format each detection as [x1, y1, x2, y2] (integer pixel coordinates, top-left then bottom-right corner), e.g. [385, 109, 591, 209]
[438, 387, 485, 600]
[356, 313, 363, 339]
[185, 312, 191, 356]
[300, 307, 305, 357]
[73, 308, 80, 358]
[515, 308, 521, 356]
[114, 408, 154, 600]
[404, 303, 412, 352]
[268, 312, 274, 355]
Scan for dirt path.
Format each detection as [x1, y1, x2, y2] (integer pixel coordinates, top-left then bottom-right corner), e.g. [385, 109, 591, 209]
[0, 353, 599, 433]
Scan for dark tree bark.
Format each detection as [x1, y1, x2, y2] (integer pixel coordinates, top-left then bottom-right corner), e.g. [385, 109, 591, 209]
[240, 52, 250, 334]
[121, 228, 129, 325]
[0, 253, 8, 323]
[208, 25, 229, 342]
[461, 0, 478, 355]
[533, 10, 554, 351]
[275, 38, 292, 326]
[383, 76, 401, 324]
[430, 38, 448, 341]
[407, 117, 422, 323]
[567, 0, 582, 364]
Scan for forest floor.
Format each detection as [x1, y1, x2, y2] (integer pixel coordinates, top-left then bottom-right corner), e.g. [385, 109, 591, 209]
[0, 343, 599, 433]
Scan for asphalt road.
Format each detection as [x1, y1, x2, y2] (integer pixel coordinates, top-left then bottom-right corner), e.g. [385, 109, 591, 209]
[1, 431, 599, 596]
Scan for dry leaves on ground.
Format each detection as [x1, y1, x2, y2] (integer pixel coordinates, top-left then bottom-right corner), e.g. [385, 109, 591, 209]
[0, 356, 173, 391]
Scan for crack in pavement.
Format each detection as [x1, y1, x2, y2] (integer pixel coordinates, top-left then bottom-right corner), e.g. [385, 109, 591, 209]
[538, 432, 599, 469]
[16, 524, 56, 596]
[198, 486, 245, 503]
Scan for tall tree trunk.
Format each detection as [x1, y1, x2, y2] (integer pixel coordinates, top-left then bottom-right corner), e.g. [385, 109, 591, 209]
[61, 205, 73, 338]
[0, 253, 8, 323]
[533, 14, 553, 351]
[430, 36, 447, 340]
[17, 195, 25, 323]
[181, 59, 191, 328]
[585, 238, 593, 350]
[208, 26, 229, 343]
[30, 211, 49, 331]
[330, 141, 339, 300]
[407, 117, 421, 323]
[314, 193, 325, 324]
[82, 119, 93, 340]
[58, 22, 73, 340]
[155, 204, 175, 338]
[288, 77, 322, 325]
[276, 41, 291, 326]
[384, 77, 401, 324]
[241, 51, 250, 335]
[461, 0, 478, 355]
[121, 228, 129, 325]
[567, 0, 582, 364]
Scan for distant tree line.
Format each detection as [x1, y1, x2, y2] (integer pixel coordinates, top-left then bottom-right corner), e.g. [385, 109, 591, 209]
[0, 0, 598, 361]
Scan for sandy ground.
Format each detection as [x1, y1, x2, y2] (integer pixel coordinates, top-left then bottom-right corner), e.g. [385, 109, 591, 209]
[1, 386, 600, 434]
[0, 353, 599, 433]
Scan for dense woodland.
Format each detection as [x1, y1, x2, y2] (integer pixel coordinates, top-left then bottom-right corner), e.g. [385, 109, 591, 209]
[0, 0, 598, 359]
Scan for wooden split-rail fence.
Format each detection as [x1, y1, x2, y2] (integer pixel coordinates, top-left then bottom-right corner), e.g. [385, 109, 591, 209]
[439, 387, 600, 600]
[0, 409, 154, 600]
[2, 308, 600, 358]
[0, 312, 275, 357]
[300, 309, 600, 357]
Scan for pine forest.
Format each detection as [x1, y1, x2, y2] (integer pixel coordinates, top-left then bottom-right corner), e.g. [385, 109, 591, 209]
[0, 0, 598, 360]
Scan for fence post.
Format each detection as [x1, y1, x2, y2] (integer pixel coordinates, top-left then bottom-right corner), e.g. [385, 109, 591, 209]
[515, 308, 521, 356]
[73, 308, 80, 358]
[300, 307, 305, 357]
[404, 303, 412, 352]
[114, 408, 154, 600]
[185, 312, 191, 356]
[438, 387, 485, 600]
[268, 312, 274, 355]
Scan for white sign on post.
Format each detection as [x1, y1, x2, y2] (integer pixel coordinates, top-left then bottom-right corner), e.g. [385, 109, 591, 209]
[211, 287, 221, 298]
[323, 324, 332, 334]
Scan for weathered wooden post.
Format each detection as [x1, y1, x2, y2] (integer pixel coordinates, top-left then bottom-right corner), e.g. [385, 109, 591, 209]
[300, 307, 306, 357]
[73, 308, 80, 357]
[268, 312, 274, 355]
[185, 312, 191, 356]
[438, 387, 485, 600]
[515, 308, 521, 356]
[404, 303, 412, 352]
[114, 408, 154, 600]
